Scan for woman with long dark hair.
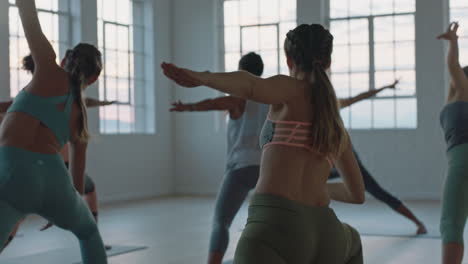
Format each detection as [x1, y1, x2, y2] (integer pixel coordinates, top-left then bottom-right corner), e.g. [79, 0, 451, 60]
[162, 24, 365, 263]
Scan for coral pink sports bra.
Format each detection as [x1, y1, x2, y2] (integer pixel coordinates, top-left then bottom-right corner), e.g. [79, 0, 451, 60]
[260, 117, 333, 167]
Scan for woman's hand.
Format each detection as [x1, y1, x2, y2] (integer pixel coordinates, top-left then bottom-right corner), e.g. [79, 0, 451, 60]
[161, 62, 204, 88]
[384, 79, 399, 89]
[170, 100, 193, 112]
[101, 100, 117, 106]
[438, 22, 459, 41]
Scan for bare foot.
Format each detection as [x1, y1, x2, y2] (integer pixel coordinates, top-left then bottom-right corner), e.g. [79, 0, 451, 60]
[416, 224, 427, 235]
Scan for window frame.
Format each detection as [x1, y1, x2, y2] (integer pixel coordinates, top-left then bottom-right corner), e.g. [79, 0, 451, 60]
[8, 0, 72, 97]
[97, 0, 154, 135]
[222, 0, 297, 77]
[327, 2, 417, 130]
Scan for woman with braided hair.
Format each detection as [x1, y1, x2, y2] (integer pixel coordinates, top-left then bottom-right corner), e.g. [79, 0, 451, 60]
[162, 23, 364, 264]
[0, 1, 107, 263]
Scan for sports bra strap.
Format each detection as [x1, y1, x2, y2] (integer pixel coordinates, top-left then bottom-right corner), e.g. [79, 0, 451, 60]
[7, 89, 75, 148]
[260, 118, 334, 168]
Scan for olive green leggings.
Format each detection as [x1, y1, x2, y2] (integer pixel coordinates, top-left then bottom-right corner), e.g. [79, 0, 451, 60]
[234, 194, 363, 264]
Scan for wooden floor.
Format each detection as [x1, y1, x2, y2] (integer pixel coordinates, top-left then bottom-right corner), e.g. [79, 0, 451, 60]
[0, 196, 465, 264]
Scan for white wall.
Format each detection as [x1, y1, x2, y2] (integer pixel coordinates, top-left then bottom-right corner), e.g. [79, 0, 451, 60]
[172, 0, 452, 200]
[172, 0, 227, 194]
[85, 0, 175, 202]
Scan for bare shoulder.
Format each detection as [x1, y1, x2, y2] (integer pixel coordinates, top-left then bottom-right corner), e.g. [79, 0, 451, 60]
[33, 62, 68, 85]
[267, 74, 302, 84]
[37, 62, 66, 77]
[267, 74, 306, 94]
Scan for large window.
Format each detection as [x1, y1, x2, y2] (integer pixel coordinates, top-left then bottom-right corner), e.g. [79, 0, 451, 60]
[9, 0, 70, 97]
[329, 0, 417, 129]
[98, 0, 153, 134]
[223, 0, 296, 77]
[451, 0, 468, 66]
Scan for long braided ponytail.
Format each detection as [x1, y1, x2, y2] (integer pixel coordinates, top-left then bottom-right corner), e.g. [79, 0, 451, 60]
[284, 24, 348, 159]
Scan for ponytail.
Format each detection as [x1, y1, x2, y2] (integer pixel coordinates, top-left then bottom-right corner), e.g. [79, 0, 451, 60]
[285, 24, 349, 159]
[64, 44, 102, 143]
[69, 72, 90, 142]
[309, 64, 348, 159]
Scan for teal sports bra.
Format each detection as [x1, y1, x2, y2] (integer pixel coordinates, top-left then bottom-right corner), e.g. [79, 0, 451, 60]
[7, 89, 75, 148]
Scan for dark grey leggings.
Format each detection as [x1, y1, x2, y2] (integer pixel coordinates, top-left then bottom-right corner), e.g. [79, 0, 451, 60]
[209, 165, 260, 254]
[329, 149, 402, 210]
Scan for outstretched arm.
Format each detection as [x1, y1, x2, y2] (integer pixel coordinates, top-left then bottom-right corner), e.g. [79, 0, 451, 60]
[438, 22, 468, 92]
[170, 96, 244, 112]
[0, 98, 112, 114]
[339, 80, 398, 109]
[85, 98, 117, 108]
[16, 0, 56, 68]
[161, 63, 302, 105]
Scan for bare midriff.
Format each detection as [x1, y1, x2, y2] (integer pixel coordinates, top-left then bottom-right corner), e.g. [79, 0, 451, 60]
[0, 112, 62, 154]
[255, 144, 332, 207]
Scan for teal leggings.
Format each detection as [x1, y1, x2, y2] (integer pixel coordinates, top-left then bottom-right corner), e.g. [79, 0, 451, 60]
[234, 194, 363, 264]
[0, 147, 107, 264]
[441, 143, 468, 244]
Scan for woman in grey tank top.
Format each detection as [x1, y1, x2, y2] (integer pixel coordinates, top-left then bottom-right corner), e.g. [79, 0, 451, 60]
[170, 53, 268, 264]
[438, 22, 468, 264]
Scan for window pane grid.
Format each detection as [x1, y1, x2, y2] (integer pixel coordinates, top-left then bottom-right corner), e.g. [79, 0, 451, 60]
[9, 1, 70, 98]
[223, 0, 296, 77]
[98, 0, 149, 134]
[330, 0, 415, 19]
[330, 0, 416, 130]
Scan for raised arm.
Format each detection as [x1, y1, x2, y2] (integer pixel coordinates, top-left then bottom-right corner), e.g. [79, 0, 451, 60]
[16, 0, 56, 68]
[438, 22, 468, 92]
[339, 80, 398, 109]
[170, 96, 244, 112]
[327, 141, 365, 204]
[161, 63, 301, 105]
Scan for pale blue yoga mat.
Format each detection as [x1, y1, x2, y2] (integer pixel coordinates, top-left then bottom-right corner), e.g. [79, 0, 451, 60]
[1, 245, 147, 264]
